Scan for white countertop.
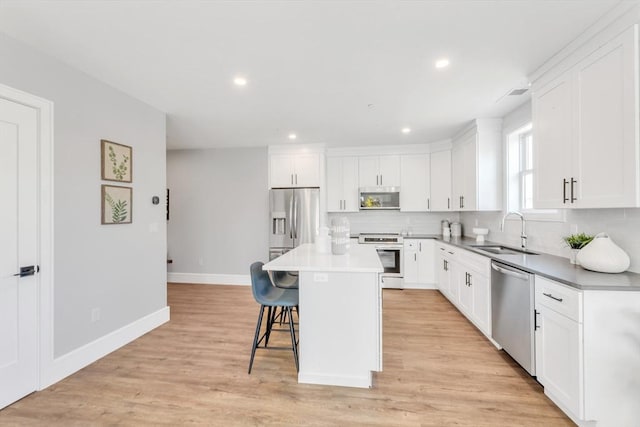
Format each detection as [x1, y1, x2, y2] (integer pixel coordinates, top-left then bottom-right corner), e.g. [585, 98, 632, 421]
[263, 243, 384, 273]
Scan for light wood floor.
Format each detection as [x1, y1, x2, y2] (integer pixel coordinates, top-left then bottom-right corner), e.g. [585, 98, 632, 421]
[0, 284, 572, 426]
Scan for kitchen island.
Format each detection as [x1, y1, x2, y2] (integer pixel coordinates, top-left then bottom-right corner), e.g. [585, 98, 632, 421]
[263, 243, 383, 388]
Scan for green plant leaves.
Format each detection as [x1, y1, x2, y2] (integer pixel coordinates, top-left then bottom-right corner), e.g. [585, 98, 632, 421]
[563, 232, 594, 249]
[105, 191, 128, 223]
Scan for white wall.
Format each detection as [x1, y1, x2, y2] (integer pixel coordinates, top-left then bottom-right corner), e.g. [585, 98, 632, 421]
[329, 211, 460, 235]
[167, 147, 268, 277]
[0, 33, 167, 357]
[460, 100, 640, 273]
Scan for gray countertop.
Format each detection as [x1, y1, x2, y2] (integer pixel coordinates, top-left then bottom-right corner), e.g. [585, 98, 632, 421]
[436, 236, 640, 292]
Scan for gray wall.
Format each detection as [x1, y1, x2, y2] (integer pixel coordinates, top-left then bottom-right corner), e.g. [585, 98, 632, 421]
[0, 32, 167, 356]
[167, 147, 269, 276]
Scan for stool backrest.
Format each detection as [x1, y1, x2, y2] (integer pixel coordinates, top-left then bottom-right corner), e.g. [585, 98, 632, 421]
[250, 261, 273, 304]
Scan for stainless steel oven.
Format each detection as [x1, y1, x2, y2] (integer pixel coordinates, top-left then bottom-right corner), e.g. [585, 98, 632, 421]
[358, 233, 403, 288]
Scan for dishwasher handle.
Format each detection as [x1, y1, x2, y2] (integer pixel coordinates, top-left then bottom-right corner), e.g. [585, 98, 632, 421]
[491, 263, 530, 281]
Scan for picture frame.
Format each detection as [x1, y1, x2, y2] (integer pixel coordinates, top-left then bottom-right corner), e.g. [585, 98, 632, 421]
[101, 139, 132, 183]
[101, 185, 133, 224]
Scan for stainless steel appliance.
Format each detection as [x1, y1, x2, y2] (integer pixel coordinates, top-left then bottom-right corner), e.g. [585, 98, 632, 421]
[491, 261, 536, 375]
[359, 187, 400, 210]
[358, 233, 403, 289]
[269, 188, 320, 260]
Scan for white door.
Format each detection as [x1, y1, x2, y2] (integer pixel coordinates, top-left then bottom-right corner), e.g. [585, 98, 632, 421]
[341, 156, 359, 212]
[293, 153, 320, 187]
[0, 98, 39, 408]
[326, 157, 343, 212]
[400, 154, 430, 212]
[269, 154, 295, 188]
[358, 156, 379, 187]
[430, 150, 452, 211]
[378, 155, 400, 187]
[532, 74, 573, 208]
[574, 25, 638, 208]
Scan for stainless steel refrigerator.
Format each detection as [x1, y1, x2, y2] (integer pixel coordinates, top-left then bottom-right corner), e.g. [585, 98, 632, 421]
[269, 188, 320, 260]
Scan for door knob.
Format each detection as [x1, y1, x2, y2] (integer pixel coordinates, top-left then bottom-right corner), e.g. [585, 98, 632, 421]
[14, 265, 39, 277]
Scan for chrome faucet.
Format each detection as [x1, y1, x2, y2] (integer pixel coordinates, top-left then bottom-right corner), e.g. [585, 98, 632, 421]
[500, 211, 527, 250]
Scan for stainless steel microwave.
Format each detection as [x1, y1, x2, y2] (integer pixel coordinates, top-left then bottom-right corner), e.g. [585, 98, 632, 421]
[359, 187, 400, 210]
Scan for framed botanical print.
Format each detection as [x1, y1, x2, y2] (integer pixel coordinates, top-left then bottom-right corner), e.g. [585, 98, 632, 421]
[101, 139, 132, 183]
[102, 185, 132, 224]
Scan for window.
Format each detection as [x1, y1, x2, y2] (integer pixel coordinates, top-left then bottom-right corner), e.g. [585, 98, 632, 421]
[506, 123, 563, 221]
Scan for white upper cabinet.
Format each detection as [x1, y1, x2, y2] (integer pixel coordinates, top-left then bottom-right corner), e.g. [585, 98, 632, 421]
[359, 155, 400, 187]
[270, 153, 320, 188]
[451, 119, 502, 211]
[430, 149, 452, 211]
[327, 156, 359, 212]
[533, 24, 639, 208]
[400, 154, 430, 211]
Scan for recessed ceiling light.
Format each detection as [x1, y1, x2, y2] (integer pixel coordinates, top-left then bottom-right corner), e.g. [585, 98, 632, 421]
[435, 58, 450, 69]
[233, 76, 248, 86]
[401, 127, 411, 134]
[288, 133, 297, 140]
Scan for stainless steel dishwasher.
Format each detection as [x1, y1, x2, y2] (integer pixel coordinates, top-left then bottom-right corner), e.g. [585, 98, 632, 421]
[491, 261, 536, 375]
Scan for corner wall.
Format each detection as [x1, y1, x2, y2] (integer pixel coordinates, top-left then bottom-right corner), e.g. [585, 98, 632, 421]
[0, 32, 168, 358]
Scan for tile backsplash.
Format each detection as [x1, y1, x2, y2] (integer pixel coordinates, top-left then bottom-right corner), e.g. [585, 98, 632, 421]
[328, 211, 460, 235]
[460, 209, 640, 273]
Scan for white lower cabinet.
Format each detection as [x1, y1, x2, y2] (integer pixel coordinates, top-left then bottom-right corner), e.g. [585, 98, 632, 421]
[534, 276, 640, 426]
[435, 242, 491, 338]
[403, 239, 435, 288]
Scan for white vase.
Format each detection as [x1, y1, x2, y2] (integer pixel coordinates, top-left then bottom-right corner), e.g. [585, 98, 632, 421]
[576, 233, 630, 273]
[569, 248, 580, 265]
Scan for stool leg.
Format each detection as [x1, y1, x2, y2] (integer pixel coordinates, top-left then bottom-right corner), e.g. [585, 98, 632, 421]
[264, 306, 273, 347]
[286, 306, 299, 372]
[248, 304, 265, 374]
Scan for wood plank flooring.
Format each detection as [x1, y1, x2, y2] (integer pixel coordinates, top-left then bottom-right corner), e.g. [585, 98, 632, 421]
[0, 284, 572, 426]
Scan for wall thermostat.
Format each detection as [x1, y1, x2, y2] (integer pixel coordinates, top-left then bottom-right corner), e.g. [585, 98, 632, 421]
[152, 196, 160, 205]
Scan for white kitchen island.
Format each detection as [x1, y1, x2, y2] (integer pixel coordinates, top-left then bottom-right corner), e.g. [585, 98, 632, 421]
[263, 243, 383, 388]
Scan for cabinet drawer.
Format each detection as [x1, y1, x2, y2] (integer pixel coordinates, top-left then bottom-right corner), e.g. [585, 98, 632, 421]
[459, 249, 491, 275]
[404, 240, 419, 251]
[535, 276, 582, 323]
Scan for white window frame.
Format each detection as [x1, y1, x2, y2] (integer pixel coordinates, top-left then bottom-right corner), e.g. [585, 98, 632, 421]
[505, 122, 565, 222]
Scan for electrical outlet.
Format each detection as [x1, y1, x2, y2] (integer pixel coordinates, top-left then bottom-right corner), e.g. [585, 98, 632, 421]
[91, 307, 101, 322]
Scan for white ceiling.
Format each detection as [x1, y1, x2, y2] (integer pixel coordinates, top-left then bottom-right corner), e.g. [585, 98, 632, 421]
[0, 0, 623, 149]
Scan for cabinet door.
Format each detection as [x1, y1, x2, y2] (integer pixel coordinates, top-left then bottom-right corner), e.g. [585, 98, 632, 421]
[458, 269, 473, 315]
[342, 156, 360, 212]
[574, 25, 638, 208]
[452, 132, 476, 211]
[535, 305, 583, 418]
[451, 143, 465, 210]
[378, 155, 401, 187]
[532, 73, 573, 208]
[293, 154, 320, 187]
[470, 271, 490, 334]
[270, 154, 295, 188]
[447, 260, 460, 302]
[404, 249, 419, 283]
[326, 157, 343, 212]
[430, 150, 452, 211]
[461, 136, 477, 211]
[359, 156, 379, 187]
[417, 239, 435, 284]
[436, 254, 451, 297]
[400, 154, 430, 211]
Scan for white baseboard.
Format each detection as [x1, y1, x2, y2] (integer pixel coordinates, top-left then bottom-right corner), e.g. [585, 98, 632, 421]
[402, 282, 437, 290]
[40, 306, 170, 389]
[168, 272, 250, 286]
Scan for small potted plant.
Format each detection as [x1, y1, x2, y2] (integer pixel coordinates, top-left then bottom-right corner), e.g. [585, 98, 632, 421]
[562, 233, 594, 265]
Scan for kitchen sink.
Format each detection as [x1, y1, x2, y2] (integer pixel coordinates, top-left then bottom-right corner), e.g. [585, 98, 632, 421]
[471, 245, 538, 255]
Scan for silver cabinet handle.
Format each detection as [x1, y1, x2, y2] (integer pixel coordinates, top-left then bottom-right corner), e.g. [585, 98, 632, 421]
[295, 174, 298, 185]
[380, 175, 383, 185]
[448, 197, 450, 209]
[414, 253, 417, 261]
[543, 292, 563, 302]
[563, 179, 569, 203]
[293, 195, 298, 239]
[419, 242, 422, 251]
[427, 198, 430, 210]
[570, 178, 577, 203]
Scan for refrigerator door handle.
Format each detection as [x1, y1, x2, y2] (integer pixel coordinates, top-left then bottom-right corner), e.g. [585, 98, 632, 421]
[289, 196, 294, 239]
[293, 194, 298, 239]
